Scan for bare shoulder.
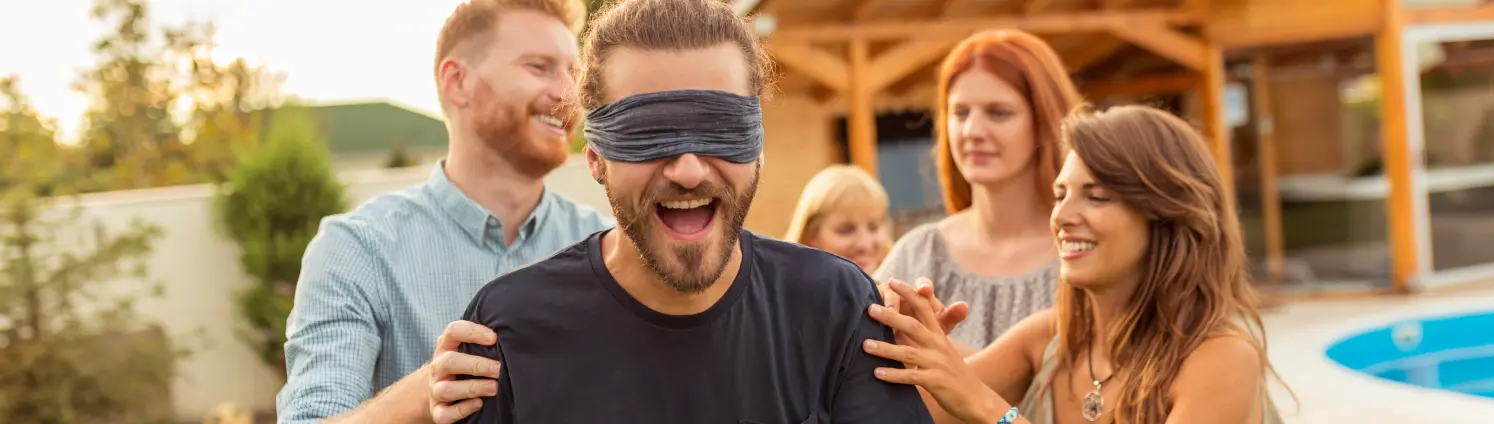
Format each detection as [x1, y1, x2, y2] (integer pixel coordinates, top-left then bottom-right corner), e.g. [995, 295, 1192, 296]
[1182, 334, 1262, 374]
[994, 308, 1058, 365]
[1173, 333, 1263, 398]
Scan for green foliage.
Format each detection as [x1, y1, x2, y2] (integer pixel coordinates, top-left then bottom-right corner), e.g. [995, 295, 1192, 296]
[71, 0, 282, 193]
[1, 76, 83, 197]
[73, 0, 191, 190]
[0, 183, 185, 424]
[214, 106, 348, 375]
[570, 121, 589, 154]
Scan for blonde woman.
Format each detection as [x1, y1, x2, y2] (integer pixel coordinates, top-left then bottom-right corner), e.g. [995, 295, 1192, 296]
[784, 165, 894, 273]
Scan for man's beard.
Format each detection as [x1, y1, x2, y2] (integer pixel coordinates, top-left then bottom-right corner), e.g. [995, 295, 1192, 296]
[471, 80, 573, 178]
[603, 163, 760, 295]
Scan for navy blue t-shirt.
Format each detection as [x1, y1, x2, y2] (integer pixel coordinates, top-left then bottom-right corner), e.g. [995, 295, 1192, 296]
[456, 229, 934, 424]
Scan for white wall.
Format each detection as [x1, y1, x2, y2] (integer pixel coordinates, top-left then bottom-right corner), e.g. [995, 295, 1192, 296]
[54, 155, 609, 420]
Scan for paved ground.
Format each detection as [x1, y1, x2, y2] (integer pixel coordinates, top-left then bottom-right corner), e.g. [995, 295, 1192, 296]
[1262, 281, 1494, 423]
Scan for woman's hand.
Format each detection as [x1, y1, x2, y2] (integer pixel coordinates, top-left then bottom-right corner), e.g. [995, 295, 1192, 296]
[865, 279, 1009, 423]
[877, 277, 969, 337]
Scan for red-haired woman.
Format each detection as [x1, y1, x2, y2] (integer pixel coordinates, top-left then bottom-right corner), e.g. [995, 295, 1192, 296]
[876, 29, 1083, 352]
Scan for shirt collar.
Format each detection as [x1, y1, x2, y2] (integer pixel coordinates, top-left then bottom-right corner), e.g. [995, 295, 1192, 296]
[425, 159, 556, 246]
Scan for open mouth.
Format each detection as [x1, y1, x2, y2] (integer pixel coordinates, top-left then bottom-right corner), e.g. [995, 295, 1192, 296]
[1058, 240, 1096, 259]
[532, 114, 566, 135]
[655, 197, 719, 240]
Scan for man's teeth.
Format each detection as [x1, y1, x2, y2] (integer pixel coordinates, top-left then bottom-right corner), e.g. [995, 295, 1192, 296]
[1060, 241, 1096, 253]
[533, 114, 563, 128]
[659, 198, 713, 209]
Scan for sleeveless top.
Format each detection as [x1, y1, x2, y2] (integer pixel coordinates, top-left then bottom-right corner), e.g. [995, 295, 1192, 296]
[874, 223, 1058, 349]
[1017, 336, 1286, 424]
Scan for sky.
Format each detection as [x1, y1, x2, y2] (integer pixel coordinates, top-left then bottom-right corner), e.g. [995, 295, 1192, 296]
[0, 0, 468, 143]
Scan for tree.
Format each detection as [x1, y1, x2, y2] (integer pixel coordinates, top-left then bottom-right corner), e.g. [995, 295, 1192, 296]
[0, 76, 80, 196]
[214, 106, 348, 376]
[73, 0, 193, 191]
[170, 21, 287, 182]
[0, 180, 185, 423]
[72, 0, 283, 192]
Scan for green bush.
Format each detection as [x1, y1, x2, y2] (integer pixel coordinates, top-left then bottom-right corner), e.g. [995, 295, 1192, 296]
[214, 106, 347, 376]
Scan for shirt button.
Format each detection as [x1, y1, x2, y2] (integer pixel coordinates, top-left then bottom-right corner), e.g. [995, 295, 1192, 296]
[486, 218, 498, 228]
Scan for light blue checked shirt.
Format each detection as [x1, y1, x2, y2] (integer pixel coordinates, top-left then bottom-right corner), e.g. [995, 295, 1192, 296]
[275, 161, 614, 424]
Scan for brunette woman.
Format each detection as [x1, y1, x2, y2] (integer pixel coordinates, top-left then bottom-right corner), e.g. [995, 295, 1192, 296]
[866, 105, 1286, 424]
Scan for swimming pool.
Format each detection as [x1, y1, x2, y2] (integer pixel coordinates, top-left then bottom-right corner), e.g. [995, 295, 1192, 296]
[1326, 308, 1494, 399]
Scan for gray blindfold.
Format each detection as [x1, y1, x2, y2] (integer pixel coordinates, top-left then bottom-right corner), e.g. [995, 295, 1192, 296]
[583, 89, 763, 163]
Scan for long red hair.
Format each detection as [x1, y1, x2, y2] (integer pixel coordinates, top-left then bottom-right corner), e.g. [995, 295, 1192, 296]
[934, 30, 1082, 214]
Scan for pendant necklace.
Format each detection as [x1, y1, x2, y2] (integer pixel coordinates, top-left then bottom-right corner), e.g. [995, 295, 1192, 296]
[1082, 345, 1115, 422]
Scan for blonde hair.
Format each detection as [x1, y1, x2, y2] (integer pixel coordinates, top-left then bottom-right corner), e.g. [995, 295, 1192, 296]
[783, 165, 893, 257]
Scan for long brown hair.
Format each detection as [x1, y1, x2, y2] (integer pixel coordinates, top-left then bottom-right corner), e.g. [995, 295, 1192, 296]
[1053, 105, 1276, 422]
[933, 30, 1081, 214]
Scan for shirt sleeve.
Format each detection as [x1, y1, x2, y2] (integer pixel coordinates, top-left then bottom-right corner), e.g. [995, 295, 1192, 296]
[456, 290, 513, 424]
[274, 219, 387, 424]
[829, 275, 936, 424]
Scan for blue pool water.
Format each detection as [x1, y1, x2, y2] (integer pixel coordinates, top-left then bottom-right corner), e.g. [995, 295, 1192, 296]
[1326, 309, 1494, 399]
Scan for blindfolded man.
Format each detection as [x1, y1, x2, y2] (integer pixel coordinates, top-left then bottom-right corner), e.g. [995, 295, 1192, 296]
[427, 0, 935, 423]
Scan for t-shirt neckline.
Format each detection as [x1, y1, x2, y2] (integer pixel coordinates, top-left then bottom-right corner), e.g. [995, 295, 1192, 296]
[587, 228, 756, 329]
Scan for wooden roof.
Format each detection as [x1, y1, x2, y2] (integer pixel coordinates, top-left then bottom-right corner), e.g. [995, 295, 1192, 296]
[751, 0, 1203, 108]
[757, 0, 1184, 26]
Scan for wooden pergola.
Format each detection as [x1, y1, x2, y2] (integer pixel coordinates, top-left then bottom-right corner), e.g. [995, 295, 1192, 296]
[749, 0, 1232, 183]
[744, 0, 1494, 295]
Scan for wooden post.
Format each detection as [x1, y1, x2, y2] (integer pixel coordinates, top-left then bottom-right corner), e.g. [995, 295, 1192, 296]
[1376, 0, 1420, 293]
[1197, 42, 1236, 203]
[1251, 54, 1285, 284]
[847, 39, 879, 176]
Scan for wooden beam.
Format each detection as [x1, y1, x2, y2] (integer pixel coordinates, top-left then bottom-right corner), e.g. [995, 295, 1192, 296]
[939, 0, 974, 16]
[1184, 0, 1209, 14]
[769, 9, 1201, 42]
[854, 0, 896, 20]
[1111, 24, 1208, 70]
[864, 39, 962, 92]
[768, 43, 850, 92]
[810, 85, 837, 104]
[1063, 36, 1127, 72]
[1024, 0, 1058, 14]
[1197, 43, 1235, 205]
[846, 39, 879, 176]
[1376, 0, 1419, 293]
[1251, 54, 1285, 285]
[1079, 72, 1199, 99]
[1058, 0, 1133, 73]
[1408, 4, 1494, 24]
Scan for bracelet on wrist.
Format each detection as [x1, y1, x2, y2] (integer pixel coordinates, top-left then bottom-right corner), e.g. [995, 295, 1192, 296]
[995, 407, 1018, 424]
